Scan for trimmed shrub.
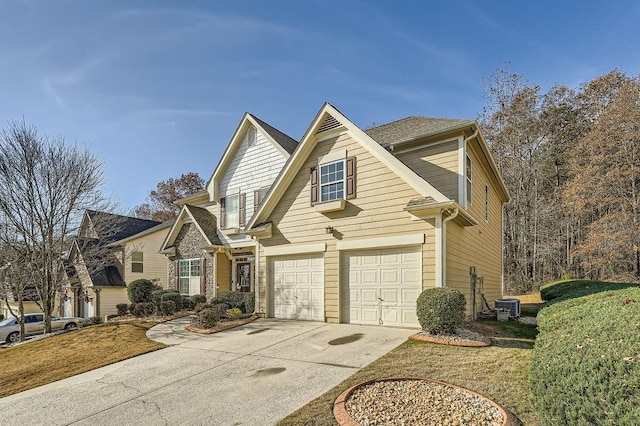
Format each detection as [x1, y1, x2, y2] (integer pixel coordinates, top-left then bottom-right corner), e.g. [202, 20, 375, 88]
[530, 285, 640, 425]
[131, 302, 155, 317]
[213, 291, 248, 312]
[106, 314, 119, 321]
[198, 307, 221, 329]
[127, 279, 159, 303]
[243, 292, 255, 314]
[159, 300, 177, 316]
[416, 287, 466, 335]
[226, 308, 242, 320]
[540, 279, 640, 302]
[181, 295, 196, 310]
[128, 303, 137, 315]
[0, 314, 4, 321]
[194, 302, 211, 313]
[79, 316, 103, 327]
[116, 304, 129, 316]
[190, 294, 207, 305]
[212, 303, 230, 314]
[160, 291, 183, 311]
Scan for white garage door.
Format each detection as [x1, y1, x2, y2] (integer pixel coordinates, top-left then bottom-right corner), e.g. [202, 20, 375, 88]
[342, 246, 421, 327]
[271, 254, 324, 321]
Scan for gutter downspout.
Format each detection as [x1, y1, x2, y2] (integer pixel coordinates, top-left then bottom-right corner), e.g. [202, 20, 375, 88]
[441, 208, 459, 286]
[254, 236, 260, 315]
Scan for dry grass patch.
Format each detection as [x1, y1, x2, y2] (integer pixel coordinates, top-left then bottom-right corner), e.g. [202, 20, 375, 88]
[278, 321, 539, 426]
[0, 321, 165, 398]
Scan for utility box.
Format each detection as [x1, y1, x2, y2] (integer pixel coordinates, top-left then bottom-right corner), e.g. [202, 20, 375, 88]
[495, 298, 521, 317]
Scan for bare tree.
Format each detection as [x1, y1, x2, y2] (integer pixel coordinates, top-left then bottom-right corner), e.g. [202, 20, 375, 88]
[0, 120, 108, 332]
[134, 172, 205, 221]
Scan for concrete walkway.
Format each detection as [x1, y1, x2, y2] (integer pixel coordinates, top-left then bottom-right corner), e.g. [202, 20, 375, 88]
[0, 317, 413, 425]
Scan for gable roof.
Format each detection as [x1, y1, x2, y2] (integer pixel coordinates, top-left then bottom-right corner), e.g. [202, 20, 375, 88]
[84, 210, 162, 244]
[159, 204, 222, 252]
[206, 113, 298, 201]
[107, 220, 174, 247]
[365, 116, 474, 148]
[68, 239, 126, 287]
[248, 103, 452, 229]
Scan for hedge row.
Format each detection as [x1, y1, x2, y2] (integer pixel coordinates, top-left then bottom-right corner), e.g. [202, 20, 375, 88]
[531, 281, 640, 425]
[540, 279, 640, 302]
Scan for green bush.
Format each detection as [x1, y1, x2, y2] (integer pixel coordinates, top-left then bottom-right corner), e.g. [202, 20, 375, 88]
[116, 304, 129, 316]
[243, 292, 255, 313]
[106, 314, 119, 321]
[0, 314, 4, 321]
[181, 295, 194, 310]
[194, 302, 211, 313]
[416, 287, 466, 335]
[212, 303, 230, 313]
[127, 279, 160, 303]
[198, 307, 221, 329]
[226, 308, 242, 320]
[131, 302, 155, 317]
[159, 300, 177, 316]
[531, 286, 640, 425]
[160, 291, 183, 311]
[190, 294, 207, 305]
[540, 279, 640, 302]
[79, 316, 103, 327]
[213, 291, 251, 313]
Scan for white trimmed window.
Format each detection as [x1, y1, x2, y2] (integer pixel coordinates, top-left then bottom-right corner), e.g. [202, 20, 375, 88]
[466, 154, 472, 205]
[131, 252, 143, 273]
[320, 160, 345, 202]
[178, 259, 200, 295]
[225, 194, 239, 228]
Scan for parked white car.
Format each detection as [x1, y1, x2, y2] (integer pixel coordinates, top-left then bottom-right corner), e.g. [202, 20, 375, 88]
[0, 313, 82, 343]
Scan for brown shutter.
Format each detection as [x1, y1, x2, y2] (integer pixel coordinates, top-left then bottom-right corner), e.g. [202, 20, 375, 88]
[200, 258, 206, 295]
[219, 197, 226, 228]
[254, 189, 260, 209]
[174, 260, 179, 291]
[310, 166, 318, 205]
[346, 156, 356, 199]
[239, 193, 246, 226]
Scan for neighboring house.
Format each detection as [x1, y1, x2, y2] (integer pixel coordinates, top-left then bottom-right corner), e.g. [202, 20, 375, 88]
[247, 103, 510, 327]
[63, 210, 168, 319]
[159, 113, 298, 301]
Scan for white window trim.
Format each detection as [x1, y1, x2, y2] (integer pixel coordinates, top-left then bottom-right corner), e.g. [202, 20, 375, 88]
[319, 159, 346, 203]
[226, 193, 240, 228]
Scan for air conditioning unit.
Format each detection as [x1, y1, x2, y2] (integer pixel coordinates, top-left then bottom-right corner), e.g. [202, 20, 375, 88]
[495, 298, 521, 317]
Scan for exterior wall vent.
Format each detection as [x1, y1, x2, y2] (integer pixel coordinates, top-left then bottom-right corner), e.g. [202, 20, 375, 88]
[316, 114, 342, 134]
[247, 126, 257, 147]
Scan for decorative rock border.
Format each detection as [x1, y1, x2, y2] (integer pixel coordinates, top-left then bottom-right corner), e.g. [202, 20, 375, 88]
[408, 332, 491, 347]
[334, 377, 520, 426]
[185, 314, 259, 334]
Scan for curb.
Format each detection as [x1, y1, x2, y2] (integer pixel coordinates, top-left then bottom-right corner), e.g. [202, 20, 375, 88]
[333, 377, 520, 426]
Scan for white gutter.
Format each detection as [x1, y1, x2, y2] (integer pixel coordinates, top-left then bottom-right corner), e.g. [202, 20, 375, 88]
[254, 236, 260, 314]
[441, 208, 459, 286]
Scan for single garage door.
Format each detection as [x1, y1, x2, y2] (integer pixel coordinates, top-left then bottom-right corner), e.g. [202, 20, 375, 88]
[271, 254, 324, 321]
[341, 246, 421, 327]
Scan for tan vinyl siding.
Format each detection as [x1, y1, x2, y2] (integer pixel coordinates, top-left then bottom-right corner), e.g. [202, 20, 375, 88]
[445, 143, 503, 316]
[395, 140, 459, 201]
[98, 287, 129, 319]
[216, 251, 231, 293]
[259, 133, 436, 322]
[122, 228, 169, 288]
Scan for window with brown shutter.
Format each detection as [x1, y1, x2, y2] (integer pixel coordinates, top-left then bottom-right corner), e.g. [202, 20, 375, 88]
[310, 166, 318, 205]
[239, 193, 246, 226]
[219, 197, 226, 228]
[346, 156, 356, 199]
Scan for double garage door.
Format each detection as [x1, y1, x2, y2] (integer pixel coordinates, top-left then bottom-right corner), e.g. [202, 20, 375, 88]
[271, 246, 421, 327]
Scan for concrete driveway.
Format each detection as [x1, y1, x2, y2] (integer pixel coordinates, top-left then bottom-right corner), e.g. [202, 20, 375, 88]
[0, 318, 413, 425]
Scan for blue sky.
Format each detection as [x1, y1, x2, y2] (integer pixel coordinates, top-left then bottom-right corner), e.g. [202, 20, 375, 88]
[1, 1, 639, 213]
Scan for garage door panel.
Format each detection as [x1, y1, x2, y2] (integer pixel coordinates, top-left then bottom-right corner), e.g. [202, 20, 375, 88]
[342, 246, 421, 328]
[272, 254, 324, 321]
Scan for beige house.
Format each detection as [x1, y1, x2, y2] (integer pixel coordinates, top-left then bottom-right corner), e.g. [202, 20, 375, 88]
[64, 211, 170, 319]
[246, 103, 510, 327]
[159, 113, 298, 299]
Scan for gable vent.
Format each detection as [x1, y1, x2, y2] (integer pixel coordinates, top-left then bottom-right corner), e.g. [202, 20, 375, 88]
[247, 126, 257, 147]
[316, 114, 342, 134]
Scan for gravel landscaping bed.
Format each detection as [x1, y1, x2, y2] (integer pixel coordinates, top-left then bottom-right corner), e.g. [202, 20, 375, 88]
[342, 379, 505, 426]
[409, 328, 491, 347]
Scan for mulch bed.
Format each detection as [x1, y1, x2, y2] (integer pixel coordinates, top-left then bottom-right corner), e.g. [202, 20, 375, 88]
[409, 329, 492, 347]
[186, 315, 260, 334]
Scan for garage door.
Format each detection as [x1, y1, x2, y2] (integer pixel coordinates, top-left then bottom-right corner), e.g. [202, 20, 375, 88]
[341, 246, 421, 327]
[271, 254, 324, 321]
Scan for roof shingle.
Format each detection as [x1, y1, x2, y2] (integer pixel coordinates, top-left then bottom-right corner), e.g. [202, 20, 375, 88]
[365, 116, 474, 147]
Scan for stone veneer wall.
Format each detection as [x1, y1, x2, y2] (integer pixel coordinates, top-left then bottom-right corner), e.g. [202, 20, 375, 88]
[167, 223, 216, 300]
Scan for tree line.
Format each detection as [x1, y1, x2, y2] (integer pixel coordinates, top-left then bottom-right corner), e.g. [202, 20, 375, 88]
[481, 66, 640, 293]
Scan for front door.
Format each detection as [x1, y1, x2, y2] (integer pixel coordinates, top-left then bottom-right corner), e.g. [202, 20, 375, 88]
[236, 262, 251, 293]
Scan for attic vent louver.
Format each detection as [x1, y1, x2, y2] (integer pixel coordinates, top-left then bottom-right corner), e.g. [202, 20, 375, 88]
[316, 114, 342, 134]
[247, 127, 257, 147]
